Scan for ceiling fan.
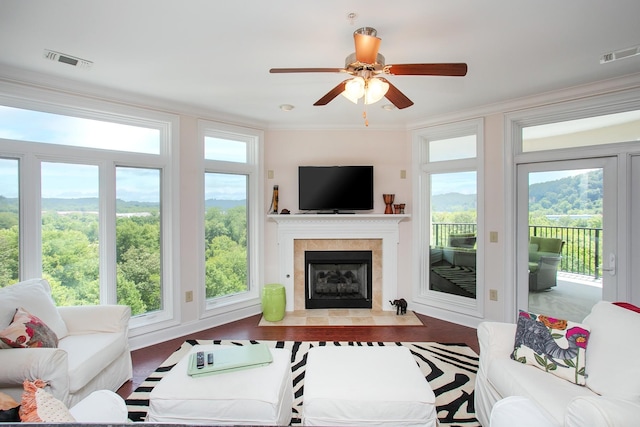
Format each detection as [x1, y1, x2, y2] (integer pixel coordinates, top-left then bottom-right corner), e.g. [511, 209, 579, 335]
[270, 27, 468, 110]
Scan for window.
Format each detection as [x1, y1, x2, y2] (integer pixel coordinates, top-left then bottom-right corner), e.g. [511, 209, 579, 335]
[0, 96, 178, 331]
[412, 118, 484, 316]
[199, 121, 262, 311]
[0, 105, 160, 154]
[41, 162, 100, 304]
[507, 91, 640, 322]
[522, 109, 640, 152]
[116, 167, 162, 314]
[0, 157, 19, 284]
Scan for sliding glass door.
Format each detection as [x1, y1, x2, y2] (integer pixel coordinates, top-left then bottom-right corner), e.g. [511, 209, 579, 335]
[516, 158, 617, 322]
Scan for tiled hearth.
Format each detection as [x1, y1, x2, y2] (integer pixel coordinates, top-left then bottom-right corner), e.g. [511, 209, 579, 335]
[258, 308, 424, 326]
[269, 214, 409, 312]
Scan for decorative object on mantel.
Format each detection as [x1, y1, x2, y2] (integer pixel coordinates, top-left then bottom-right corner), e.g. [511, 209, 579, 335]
[393, 203, 406, 214]
[390, 298, 408, 315]
[270, 185, 279, 214]
[383, 193, 395, 214]
[280, 209, 290, 214]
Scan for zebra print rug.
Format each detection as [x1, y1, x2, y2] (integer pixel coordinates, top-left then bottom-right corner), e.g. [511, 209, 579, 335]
[126, 340, 480, 426]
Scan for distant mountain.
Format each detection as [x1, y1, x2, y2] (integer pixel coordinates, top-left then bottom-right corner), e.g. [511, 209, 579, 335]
[0, 196, 246, 213]
[205, 199, 246, 211]
[431, 170, 602, 214]
[529, 170, 602, 213]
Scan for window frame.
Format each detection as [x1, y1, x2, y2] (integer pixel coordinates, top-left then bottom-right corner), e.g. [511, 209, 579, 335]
[197, 119, 263, 316]
[412, 118, 485, 318]
[0, 85, 180, 335]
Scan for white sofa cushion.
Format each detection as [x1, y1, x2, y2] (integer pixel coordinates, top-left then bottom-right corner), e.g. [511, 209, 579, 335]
[0, 279, 68, 340]
[58, 332, 128, 394]
[488, 357, 596, 425]
[583, 301, 640, 400]
[490, 396, 556, 427]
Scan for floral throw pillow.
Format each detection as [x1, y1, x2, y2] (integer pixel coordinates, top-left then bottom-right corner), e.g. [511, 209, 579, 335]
[511, 310, 590, 385]
[0, 307, 59, 348]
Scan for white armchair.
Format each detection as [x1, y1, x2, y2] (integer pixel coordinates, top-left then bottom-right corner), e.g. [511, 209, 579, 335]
[475, 301, 640, 426]
[0, 278, 132, 407]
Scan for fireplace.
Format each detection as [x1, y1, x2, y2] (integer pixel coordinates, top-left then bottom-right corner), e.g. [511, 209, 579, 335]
[305, 250, 373, 309]
[269, 214, 409, 312]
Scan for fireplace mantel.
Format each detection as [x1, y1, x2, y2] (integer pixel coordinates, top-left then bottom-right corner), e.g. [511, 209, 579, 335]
[269, 214, 410, 311]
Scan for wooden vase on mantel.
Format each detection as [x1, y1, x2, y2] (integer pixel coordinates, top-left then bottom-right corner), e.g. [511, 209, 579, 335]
[383, 194, 395, 214]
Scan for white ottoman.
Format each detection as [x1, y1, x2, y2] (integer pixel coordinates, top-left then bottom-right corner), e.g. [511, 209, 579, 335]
[147, 344, 293, 425]
[303, 346, 437, 427]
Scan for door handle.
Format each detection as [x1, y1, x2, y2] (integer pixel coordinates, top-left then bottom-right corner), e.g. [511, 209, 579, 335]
[600, 253, 616, 276]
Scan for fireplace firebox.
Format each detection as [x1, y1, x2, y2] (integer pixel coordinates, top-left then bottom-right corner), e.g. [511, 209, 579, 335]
[305, 250, 373, 309]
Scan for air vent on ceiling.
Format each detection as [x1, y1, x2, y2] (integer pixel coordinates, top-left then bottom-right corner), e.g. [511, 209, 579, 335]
[43, 49, 93, 69]
[600, 45, 640, 64]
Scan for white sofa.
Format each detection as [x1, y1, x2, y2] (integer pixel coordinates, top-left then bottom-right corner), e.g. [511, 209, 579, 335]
[0, 278, 132, 407]
[475, 301, 640, 426]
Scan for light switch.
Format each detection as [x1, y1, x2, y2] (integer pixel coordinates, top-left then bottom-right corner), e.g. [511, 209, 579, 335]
[490, 231, 498, 243]
[400, 170, 407, 179]
[267, 170, 274, 179]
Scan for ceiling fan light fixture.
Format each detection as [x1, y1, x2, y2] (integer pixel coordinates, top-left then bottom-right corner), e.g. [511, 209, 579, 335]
[364, 77, 389, 104]
[342, 76, 365, 103]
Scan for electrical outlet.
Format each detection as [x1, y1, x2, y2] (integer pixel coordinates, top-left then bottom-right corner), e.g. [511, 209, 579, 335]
[185, 291, 193, 302]
[489, 289, 498, 301]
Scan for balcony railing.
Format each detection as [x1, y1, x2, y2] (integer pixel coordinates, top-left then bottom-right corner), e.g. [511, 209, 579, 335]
[432, 223, 603, 279]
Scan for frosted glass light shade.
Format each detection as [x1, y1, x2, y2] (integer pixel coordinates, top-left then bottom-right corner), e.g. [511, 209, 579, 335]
[364, 77, 389, 105]
[342, 77, 365, 104]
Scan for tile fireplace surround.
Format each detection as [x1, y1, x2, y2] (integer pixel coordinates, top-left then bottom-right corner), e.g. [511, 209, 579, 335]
[269, 214, 410, 312]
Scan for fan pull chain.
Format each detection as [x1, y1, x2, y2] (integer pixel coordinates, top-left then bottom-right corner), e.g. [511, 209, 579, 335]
[363, 104, 369, 127]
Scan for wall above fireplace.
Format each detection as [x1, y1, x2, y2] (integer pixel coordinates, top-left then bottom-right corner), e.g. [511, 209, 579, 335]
[269, 214, 410, 312]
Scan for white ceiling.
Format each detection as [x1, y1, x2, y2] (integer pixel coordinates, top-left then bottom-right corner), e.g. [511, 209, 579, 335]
[1, 0, 640, 129]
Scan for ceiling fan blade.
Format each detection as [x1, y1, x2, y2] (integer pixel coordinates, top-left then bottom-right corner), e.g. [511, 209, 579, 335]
[270, 68, 343, 73]
[314, 80, 349, 106]
[354, 32, 381, 64]
[379, 78, 414, 109]
[387, 63, 468, 76]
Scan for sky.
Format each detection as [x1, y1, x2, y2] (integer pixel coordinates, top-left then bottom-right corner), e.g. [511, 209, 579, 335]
[0, 105, 595, 201]
[0, 106, 248, 201]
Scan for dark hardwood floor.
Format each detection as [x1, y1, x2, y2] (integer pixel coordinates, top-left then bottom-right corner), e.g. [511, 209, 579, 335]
[116, 312, 479, 399]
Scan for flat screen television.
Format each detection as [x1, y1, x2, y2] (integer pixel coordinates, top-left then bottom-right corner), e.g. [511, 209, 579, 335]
[298, 166, 374, 213]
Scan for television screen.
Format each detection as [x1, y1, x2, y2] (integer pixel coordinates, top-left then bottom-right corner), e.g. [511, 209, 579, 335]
[298, 166, 374, 212]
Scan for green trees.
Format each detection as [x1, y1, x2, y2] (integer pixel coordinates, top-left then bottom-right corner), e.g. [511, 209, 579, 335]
[116, 214, 161, 314]
[204, 206, 248, 299]
[0, 201, 248, 314]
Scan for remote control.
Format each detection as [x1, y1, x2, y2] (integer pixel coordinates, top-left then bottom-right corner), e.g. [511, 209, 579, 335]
[207, 352, 214, 365]
[196, 351, 205, 369]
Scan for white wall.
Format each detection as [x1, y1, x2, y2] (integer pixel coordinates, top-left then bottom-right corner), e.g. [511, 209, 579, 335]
[263, 129, 415, 303]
